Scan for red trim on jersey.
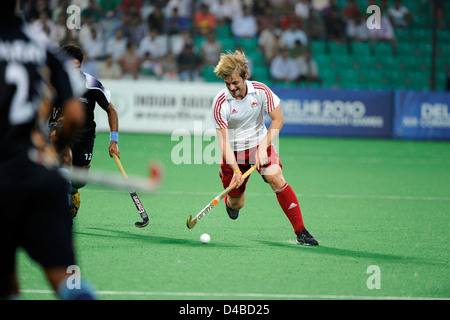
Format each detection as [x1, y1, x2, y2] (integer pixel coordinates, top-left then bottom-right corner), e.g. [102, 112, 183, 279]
[252, 81, 275, 113]
[213, 93, 227, 129]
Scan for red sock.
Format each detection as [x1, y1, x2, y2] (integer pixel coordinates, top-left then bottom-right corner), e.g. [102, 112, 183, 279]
[275, 183, 305, 234]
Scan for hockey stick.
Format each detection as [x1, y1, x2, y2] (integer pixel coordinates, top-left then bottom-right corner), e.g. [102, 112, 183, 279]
[112, 154, 152, 228]
[186, 165, 257, 229]
[66, 163, 162, 193]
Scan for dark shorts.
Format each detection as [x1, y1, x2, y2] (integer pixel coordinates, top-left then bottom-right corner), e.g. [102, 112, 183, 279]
[71, 134, 95, 169]
[0, 160, 75, 294]
[219, 145, 283, 197]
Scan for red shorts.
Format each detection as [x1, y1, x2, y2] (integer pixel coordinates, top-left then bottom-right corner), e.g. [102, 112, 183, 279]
[219, 145, 283, 197]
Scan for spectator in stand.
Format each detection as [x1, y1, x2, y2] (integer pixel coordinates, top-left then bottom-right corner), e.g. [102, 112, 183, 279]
[140, 52, 163, 78]
[342, 0, 361, 24]
[273, 0, 294, 23]
[368, 2, 397, 54]
[24, 0, 52, 22]
[79, 15, 103, 47]
[138, 29, 168, 59]
[194, 3, 217, 37]
[388, 0, 413, 29]
[166, 0, 193, 21]
[121, 0, 142, 16]
[51, 0, 70, 22]
[129, 14, 148, 44]
[99, 54, 122, 79]
[200, 31, 223, 67]
[258, 21, 282, 64]
[98, 0, 121, 18]
[295, 0, 312, 20]
[166, 7, 191, 35]
[231, 4, 258, 41]
[323, 4, 346, 44]
[147, 5, 165, 34]
[81, 0, 101, 23]
[253, 0, 271, 16]
[111, 12, 134, 39]
[255, 6, 278, 34]
[31, 10, 55, 44]
[270, 47, 299, 84]
[105, 27, 127, 62]
[281, 19, 308, 48]
[289, 39, 307, 59]
[118, 42, 142, 79]
[303, 7, 325, 40]
[161, 52, 179, 81]
[210, 0, 242, 26]
[50, 10, 67, 47]
[83, 28, 105, 60]
[280, 12, 303, 32]
[177, 44, 202, 81]
[346, 12, 369, 42]
[295, 49, 322, 86]
[169, 30, 194, 56]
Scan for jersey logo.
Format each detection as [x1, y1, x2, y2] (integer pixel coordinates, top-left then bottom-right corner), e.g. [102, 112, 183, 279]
[232, 109, 237, 114]
[251, 102, 259, 107]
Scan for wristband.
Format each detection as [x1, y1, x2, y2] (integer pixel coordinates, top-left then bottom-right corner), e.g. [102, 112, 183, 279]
[233, 170, 242, 175]
[110, 131, 119, 142]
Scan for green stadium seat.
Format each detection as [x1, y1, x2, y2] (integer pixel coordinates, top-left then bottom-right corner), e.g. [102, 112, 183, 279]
[202, 66, 219, 82]
[310, 40, 327, 55]
[413, 28, 432, 42]
[373, 42, 394, 56]
[215, 23, 231, 38]
[237, 38, 258, 53]
[437, 30, 450, 44]
[405, 71, 430, 90]
[220, 37, 236, 52]
[395, 28, 412, 42]
[351, 42, 372, 56]
[328, 41, 349, 55]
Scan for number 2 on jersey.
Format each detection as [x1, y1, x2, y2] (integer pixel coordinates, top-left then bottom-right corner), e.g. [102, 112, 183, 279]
[6, 63, 35, 125]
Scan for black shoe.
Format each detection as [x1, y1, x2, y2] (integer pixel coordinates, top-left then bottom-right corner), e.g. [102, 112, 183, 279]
[226, 205, 239, 220]
[296, 229, 319, 246]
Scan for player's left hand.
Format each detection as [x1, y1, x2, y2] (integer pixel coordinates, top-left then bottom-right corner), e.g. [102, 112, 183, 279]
[109, 141, 120, 159]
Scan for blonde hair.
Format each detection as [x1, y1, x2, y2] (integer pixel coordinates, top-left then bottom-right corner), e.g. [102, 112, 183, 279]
[214, 50, 249, 80]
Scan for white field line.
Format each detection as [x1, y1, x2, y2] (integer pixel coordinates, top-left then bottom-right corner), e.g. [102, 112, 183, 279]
[19, 289, 450, 300]
[85, 189, 450, 202]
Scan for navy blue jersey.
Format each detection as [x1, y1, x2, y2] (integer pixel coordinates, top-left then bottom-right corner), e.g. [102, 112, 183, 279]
[50, 72, 111, 141]
[0, 17, 83, 169]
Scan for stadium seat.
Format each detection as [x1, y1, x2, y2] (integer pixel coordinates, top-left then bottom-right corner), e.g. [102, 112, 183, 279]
[351, 42, 372, 56]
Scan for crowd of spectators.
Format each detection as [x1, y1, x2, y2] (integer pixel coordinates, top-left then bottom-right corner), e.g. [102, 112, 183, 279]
[21, 0, 438, 85]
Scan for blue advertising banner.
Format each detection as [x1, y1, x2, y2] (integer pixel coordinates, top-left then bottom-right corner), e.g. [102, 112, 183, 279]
[393, 91, 450, 140]
[267, 88, 394, 138]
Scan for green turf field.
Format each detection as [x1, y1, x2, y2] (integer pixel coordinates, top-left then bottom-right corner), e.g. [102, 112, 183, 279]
[18, 133, 449, 300]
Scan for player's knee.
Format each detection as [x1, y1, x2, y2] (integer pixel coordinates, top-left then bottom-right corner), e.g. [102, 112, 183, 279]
[266, 174, 286, 191]
[228, 196, 245, 211]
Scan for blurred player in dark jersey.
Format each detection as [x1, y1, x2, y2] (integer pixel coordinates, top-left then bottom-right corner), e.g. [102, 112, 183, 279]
[0, 0, 97, 299]
[49, 44, 120, 218]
